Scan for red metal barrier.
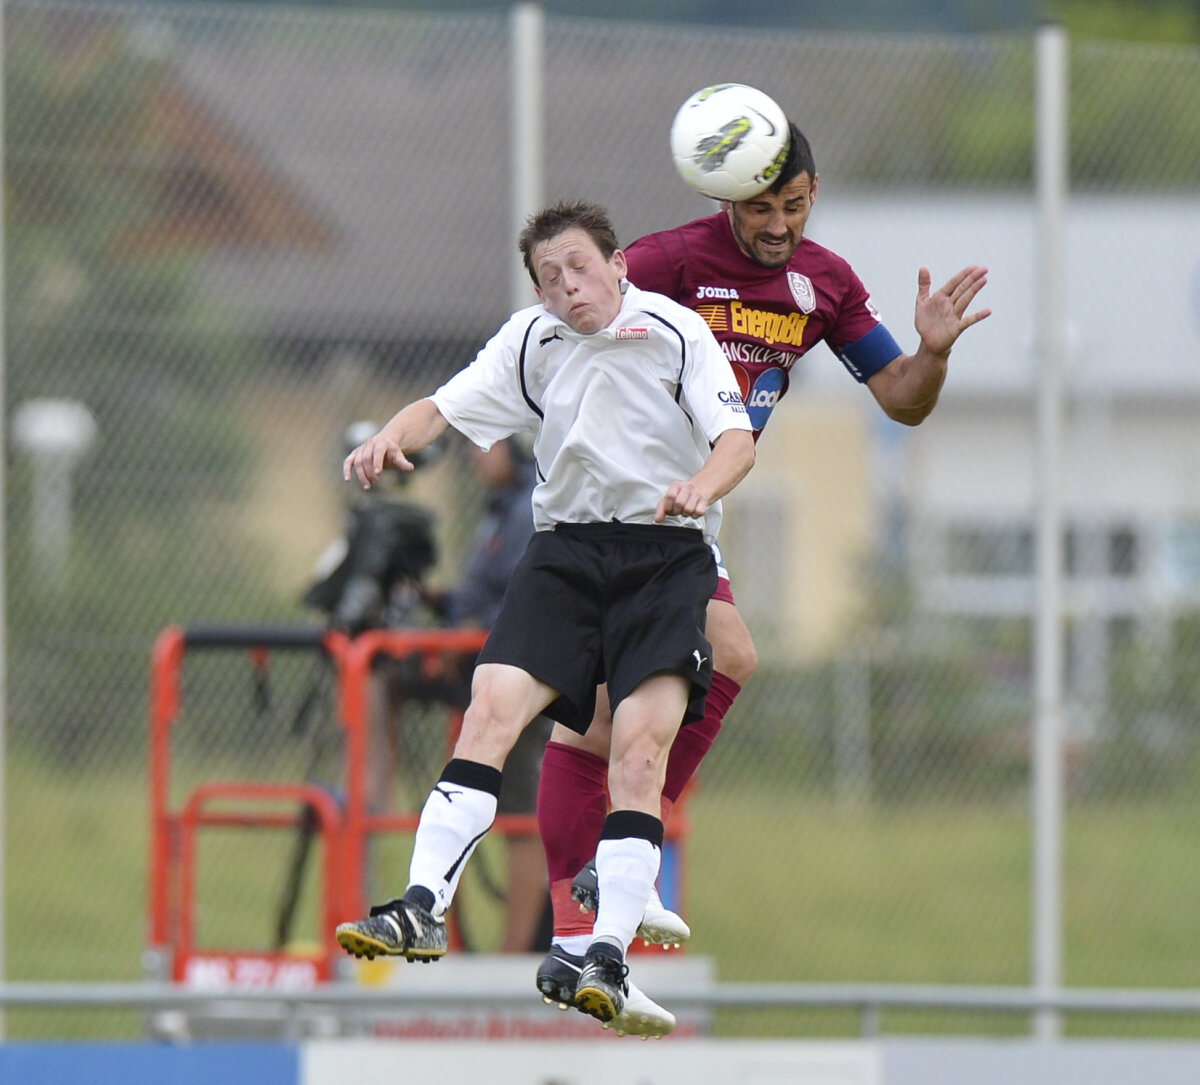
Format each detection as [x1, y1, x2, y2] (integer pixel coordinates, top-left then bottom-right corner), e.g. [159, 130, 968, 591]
[148, 623, 693, 980]
[147, 625, 351, 986]
[336, 627, 491, 923]
[177, 781, 345, 984]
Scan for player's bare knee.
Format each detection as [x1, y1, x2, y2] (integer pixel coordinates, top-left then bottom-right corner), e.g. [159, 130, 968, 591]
[708, 602, 758, 685]
[714, 633, 757, 686]
[608, 741, 669, 808]
[456, 695, 523, 765]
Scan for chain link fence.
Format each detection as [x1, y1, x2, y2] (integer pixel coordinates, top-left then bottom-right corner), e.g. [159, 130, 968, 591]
[7, 0, 1200, 1038]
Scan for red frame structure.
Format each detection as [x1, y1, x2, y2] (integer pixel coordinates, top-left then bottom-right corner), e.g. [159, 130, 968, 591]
[148, 625, 353, 983]
[338, 627, 496, 921]
[148, 623, 692, 985]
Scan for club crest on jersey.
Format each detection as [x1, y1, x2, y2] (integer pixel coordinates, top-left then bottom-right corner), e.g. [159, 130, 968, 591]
[788, 271, 816, 314]
[616, 327, 649, 340]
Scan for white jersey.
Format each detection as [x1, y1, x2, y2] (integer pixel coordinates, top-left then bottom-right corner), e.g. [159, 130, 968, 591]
[432, 282, 751, 540]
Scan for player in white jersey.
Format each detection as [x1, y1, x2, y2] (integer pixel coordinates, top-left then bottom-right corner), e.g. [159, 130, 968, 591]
[335, 201, 755, 1033]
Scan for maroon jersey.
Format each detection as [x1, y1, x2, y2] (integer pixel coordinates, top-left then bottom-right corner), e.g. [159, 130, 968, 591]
[625, 213, 894, 438]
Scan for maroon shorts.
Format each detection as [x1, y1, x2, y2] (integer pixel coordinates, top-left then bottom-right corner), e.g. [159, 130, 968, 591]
[711, 542, 735, 605]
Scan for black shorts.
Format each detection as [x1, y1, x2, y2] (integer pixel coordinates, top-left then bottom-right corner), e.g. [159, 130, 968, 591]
[477, 522, 717, 734]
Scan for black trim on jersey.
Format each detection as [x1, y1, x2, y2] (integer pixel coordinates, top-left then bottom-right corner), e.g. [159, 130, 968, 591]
[517, 317, 544, 420]
[641, 310, 696, 428]
[642, 311, 688, 405]
[519, 308, 700, 476]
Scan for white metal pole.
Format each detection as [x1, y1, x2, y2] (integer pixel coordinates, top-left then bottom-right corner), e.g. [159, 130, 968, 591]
[511, 2, 544, 312]
[1032, 21, 1068, 1042]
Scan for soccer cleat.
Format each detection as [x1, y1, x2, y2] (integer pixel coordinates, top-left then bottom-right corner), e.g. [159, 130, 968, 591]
[537, 944, 675, 1039]
[571, 859, 691, 948]
[536, 943, 584, 1009]
[335, 897, 447, 962]
[573, 951, 629, 1024]
[607, 979, 676, 1039]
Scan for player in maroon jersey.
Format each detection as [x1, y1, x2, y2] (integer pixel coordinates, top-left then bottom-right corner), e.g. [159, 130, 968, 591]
[534, 121, 991, 1025]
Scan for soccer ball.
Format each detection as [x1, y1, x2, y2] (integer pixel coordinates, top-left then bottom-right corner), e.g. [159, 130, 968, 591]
[670, 83, 790, 201]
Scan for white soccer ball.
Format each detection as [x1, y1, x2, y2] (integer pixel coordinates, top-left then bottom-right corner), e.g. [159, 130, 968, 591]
[670, 83, 790, 201]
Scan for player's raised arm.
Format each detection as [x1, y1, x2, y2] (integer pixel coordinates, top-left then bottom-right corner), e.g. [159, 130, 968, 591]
[343, 397, 450, 489]
[866, 264, 991, 427]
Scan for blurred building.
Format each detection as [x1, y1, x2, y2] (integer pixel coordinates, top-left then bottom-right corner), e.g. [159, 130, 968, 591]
[111, 16, 1200, 658]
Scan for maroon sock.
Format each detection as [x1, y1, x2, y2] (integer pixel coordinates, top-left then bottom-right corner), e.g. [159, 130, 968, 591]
[663, 670, 741, 804]
[538, 739, 609, 884]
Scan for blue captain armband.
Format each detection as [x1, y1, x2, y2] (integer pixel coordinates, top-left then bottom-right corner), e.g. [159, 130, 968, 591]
[838, 324, 903, 383]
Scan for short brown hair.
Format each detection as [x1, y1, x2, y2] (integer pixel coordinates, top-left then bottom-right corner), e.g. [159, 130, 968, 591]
[519, 200, 620, 286]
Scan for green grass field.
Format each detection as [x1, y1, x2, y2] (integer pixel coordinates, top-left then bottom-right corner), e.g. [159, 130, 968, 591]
[9, 750, 1200, 1039]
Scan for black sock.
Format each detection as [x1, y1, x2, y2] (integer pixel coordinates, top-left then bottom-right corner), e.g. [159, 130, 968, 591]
[403, 885, 436, 913]
[586, 939, 624, 965]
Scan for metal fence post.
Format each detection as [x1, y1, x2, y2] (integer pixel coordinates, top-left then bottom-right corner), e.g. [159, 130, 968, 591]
[1032, 20, 1069, 1042]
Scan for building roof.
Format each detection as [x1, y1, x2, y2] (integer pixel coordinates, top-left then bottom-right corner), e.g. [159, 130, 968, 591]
[156, 13, 1200, 394]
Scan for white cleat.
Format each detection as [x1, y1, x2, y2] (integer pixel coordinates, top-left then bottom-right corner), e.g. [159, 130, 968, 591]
[602, 977, 676, 1039]
[636, 884, 691, 949]
[572, 860, 691, 949]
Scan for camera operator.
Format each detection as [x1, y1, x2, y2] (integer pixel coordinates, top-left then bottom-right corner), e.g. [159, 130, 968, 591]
[305, 421, 439, 636]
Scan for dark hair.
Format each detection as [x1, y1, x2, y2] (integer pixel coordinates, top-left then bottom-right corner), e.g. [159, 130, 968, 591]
[769, 122, 816, 193]
[519, 200, 620, 286]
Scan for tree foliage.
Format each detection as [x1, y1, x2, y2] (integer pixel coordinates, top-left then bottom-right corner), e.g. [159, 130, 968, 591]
[6, 10, 270, 762]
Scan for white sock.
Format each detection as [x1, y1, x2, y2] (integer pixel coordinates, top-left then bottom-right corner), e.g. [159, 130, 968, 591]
[407, 779, 497, 916]
[591, 835, 660, 953]
[554, 934, 591, 956]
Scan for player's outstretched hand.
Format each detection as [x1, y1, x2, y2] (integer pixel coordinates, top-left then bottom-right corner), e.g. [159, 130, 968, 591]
[343, 433, 415, 490]
[656, 480, 710, 523]
[915, 265, 992, 357]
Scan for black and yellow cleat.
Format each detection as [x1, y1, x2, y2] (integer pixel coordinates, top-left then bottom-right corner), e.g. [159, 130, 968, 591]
[336, 898, 447, 962]
[573, 952, 628, 1024]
